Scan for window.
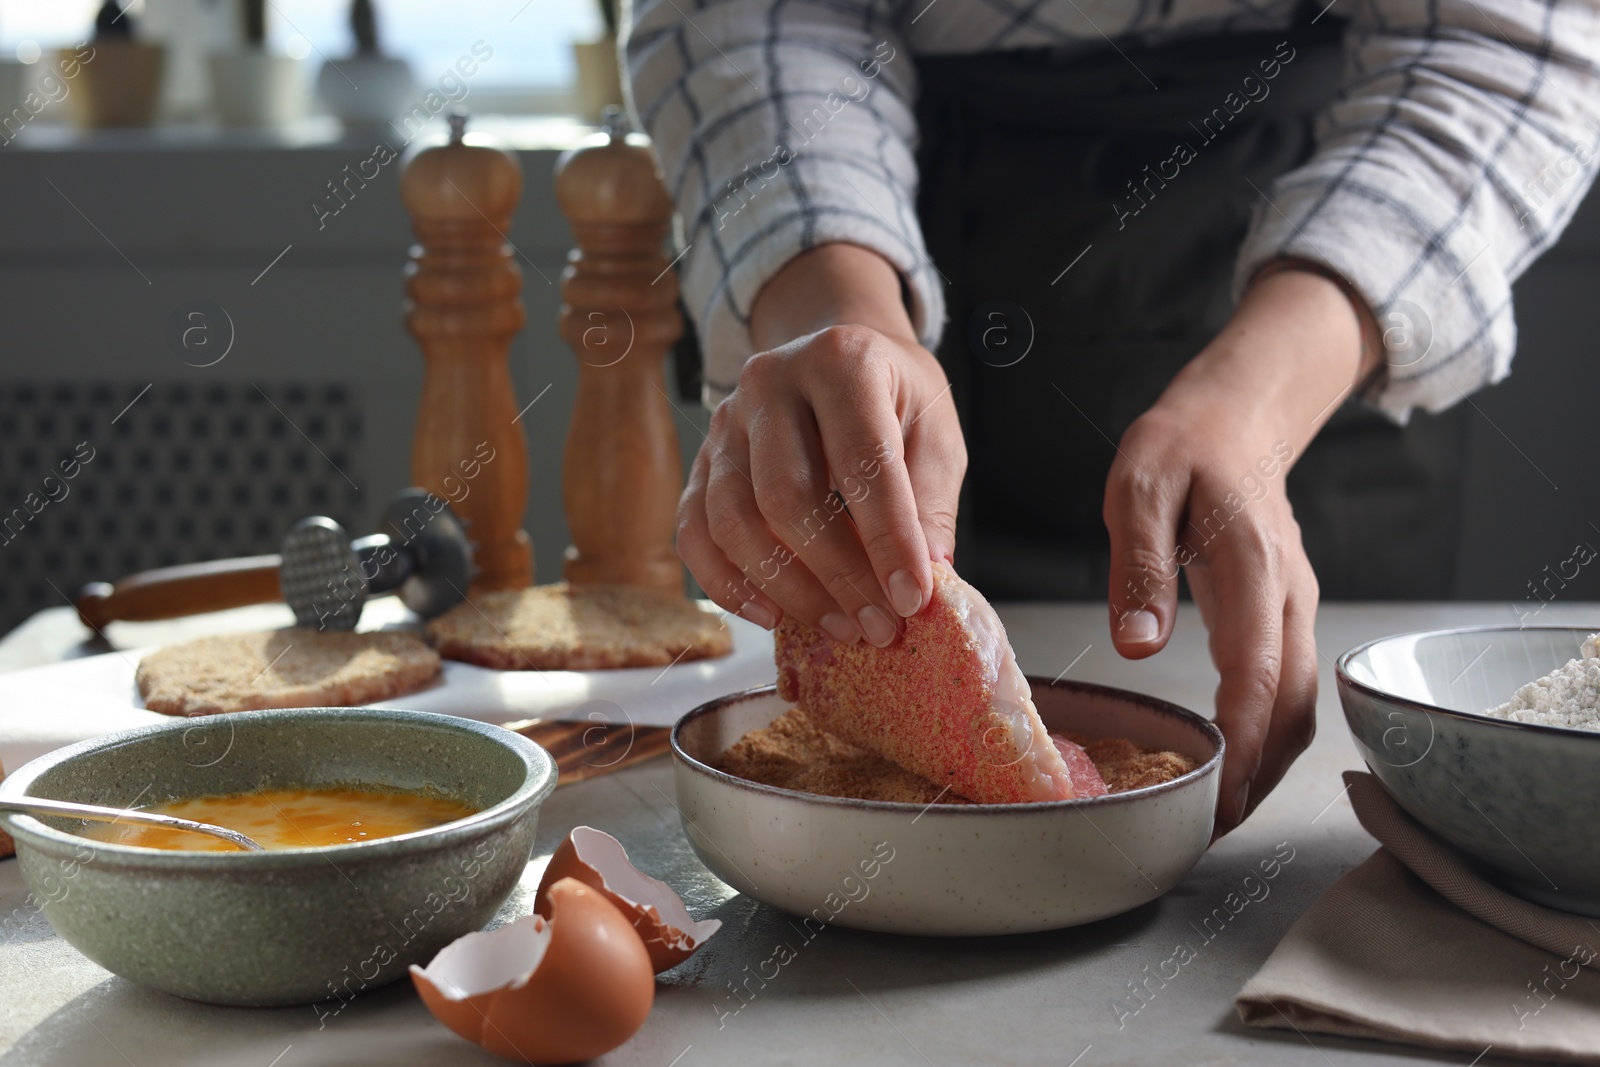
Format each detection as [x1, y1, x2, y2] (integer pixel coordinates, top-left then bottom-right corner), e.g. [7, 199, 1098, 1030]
[0, 1, 99, 56]
[0, 0, 601, 97]
[264, 0, 602, 92]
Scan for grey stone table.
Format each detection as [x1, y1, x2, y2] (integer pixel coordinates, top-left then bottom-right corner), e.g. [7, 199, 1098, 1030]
[1, 601, 1587, 1067]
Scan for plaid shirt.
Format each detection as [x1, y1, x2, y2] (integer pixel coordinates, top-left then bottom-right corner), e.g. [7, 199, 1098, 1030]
[625, 0, 1600, 419]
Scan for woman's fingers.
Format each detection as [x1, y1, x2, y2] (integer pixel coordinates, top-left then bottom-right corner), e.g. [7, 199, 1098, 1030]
[676, 445, 785, 629]
[742, 390, 891, 644]
[1160, 491, 1316, 840]
[702, 414, 865, 644]
[1109, 401, 1313, 838]
[685, 329, 959, 647]
[1240, 558, 1320, 822]
[1204, 521, 1285, 838]
[902, 384, 966, 566]
[1103, 417, 1185, 658]
[799, 328, 937, 626]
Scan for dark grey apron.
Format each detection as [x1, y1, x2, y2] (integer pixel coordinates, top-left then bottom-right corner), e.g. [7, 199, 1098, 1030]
[914, 16, 1470, 600]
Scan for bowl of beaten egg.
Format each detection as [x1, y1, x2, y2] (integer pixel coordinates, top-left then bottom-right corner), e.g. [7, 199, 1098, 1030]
[0, 707, 556, 1006]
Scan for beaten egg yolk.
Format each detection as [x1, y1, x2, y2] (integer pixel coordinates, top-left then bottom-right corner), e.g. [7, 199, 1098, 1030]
[78, 786, 476, 851]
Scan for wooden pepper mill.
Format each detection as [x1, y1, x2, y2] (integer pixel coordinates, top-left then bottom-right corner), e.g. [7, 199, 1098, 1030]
[555, 108, 685, 596]
[400, 111, 533, 590]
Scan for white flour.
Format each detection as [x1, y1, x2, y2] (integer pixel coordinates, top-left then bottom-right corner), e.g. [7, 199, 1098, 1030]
[1483, 633, 1600, 731]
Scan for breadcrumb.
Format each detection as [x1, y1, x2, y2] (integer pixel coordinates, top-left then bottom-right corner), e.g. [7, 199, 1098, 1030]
[716, 707, 1196, 803]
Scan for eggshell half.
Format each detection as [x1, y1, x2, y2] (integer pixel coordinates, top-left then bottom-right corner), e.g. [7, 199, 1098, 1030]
[411, 878, 654, 1065]
[537, 825, 722, 973]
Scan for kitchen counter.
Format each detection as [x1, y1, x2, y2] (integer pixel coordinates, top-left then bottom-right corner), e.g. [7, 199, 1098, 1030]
[0, 600, 1587, 1067]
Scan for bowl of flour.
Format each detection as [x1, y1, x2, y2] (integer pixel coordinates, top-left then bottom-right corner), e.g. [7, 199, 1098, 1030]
[1337, 626, 1600, 915]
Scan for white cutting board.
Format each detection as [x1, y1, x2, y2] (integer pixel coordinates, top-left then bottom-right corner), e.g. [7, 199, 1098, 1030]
[0, 598, 776, 771]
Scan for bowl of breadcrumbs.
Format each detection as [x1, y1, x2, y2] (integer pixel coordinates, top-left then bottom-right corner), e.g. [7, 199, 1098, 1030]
[671, 677, 1222, 936]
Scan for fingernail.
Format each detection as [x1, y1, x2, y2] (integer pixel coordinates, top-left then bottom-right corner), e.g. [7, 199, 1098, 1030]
[1233, 782, 1251, 823]
[888, 569, 924, 617]
[738, 599, 779, 630]
[819, 611, 859, 643]
[857, 605, 898, 647]
[1119, 609, 1159, 644]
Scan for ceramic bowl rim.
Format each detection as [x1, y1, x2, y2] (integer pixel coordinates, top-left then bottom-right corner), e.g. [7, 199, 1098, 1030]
[0, 707, 558, 866]
[671, 676, 1223, 813]
[1335, 624, 1600, 742]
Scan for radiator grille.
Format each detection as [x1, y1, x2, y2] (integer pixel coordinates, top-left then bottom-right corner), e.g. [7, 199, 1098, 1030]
[0, 382, 363, 638]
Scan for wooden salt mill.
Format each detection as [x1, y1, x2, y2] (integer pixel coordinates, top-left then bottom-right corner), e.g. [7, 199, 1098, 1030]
[400, 111, 533, 590]
[555, 108, 685, 596]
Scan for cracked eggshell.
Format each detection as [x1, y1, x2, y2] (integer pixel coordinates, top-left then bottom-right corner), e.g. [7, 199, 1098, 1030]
[410, 878, 654, 1065]
[537, 825, 722, 973]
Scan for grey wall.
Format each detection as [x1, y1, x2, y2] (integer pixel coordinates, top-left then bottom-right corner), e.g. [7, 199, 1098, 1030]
[1454, 191, 1600, 613]
[0, 128, 1594, 630]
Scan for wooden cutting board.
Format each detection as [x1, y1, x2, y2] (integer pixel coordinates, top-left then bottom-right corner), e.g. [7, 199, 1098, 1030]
[506, 718, 673, 786]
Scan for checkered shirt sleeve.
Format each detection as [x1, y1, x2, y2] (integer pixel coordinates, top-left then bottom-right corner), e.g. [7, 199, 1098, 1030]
[627, 0, 1600, 418]
[1234, 0, 1600, 422]
[625, 0, 933, 405]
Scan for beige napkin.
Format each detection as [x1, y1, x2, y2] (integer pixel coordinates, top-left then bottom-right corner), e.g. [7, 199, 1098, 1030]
[1236, 771, 1600, 1062]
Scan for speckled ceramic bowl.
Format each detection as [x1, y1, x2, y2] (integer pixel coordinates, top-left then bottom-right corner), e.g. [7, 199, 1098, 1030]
[672, 678, 1222, 936]
[1339, 626, 1600, 915]
[0, 707, 556, 1006]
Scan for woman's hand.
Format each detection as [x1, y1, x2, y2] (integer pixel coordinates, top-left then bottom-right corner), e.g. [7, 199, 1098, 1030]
[677, 244, 966, 646]
[1104, 264, 1383, 838]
